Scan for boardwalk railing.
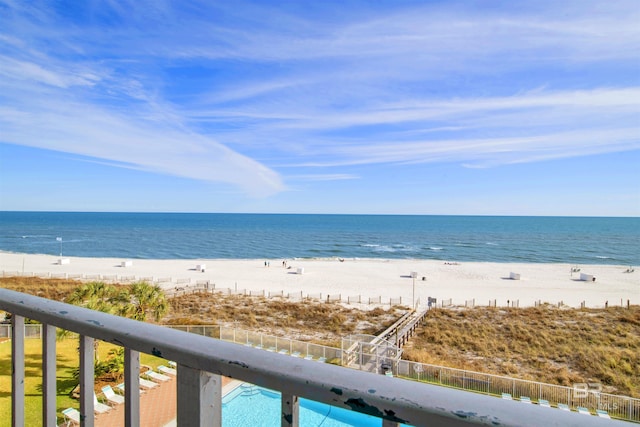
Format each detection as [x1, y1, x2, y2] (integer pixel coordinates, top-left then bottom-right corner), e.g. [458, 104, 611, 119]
[0, 289, 634, 426]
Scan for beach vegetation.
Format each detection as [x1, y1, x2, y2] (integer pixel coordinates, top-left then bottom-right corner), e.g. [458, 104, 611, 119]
[165, 292, 403, 342]
[403, 306, 640, 397]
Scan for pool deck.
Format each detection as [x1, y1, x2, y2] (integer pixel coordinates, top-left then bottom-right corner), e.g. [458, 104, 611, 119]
[93, 376, 237, 427]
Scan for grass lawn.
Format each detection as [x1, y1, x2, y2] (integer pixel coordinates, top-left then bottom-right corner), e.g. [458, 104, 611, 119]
[0, 337, 166, 427]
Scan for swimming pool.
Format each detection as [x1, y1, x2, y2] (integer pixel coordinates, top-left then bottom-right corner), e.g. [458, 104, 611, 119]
[222, 383, 411, 426]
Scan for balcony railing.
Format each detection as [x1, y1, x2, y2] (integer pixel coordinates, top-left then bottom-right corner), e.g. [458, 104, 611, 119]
[0, 288, 629, 426]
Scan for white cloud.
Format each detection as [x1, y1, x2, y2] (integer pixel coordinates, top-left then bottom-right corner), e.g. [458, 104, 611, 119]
[0, 91, 285, 197]
[1, 0, 638, 208]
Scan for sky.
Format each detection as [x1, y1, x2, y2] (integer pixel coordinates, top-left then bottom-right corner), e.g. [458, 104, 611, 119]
[0, 0, 639, 216]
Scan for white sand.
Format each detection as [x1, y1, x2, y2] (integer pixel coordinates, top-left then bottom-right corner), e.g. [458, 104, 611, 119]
[1, 252, 638, 308]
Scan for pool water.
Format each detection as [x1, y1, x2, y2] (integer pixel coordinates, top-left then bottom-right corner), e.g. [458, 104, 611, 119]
[222, 384, 410, 427]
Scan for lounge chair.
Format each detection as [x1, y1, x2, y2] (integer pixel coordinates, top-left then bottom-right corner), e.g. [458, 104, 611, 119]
[304, 354, 314, 360]
[557, 403, 570, 411]
[158, 365, 177, 376]
[385, 371, 393, 377]
[291, 351, 302, 357]
[102, 385, 125, 405]
[116, 382, 144, 395]
[317, 357, 327, 363]
[278, 349, 289, 355]
[596, 409, 611, 419]
[577, 406, 591, 415]
[145, 370, 171, 382]
[520, 396, 531, 404]
[538, 399, 551, 407]
[139, 377, 159, 389]
[62, 408, 80, 426]
[501, 393, 513, 400]
[93, 393, 111, 413]
[168, 360, 177, 368]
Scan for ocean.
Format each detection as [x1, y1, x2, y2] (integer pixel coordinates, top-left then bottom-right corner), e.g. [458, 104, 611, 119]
[0, 212, 638, 265]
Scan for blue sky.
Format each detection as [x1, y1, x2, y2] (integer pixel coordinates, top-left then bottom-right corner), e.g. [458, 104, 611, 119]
[1, 0, 638, 216]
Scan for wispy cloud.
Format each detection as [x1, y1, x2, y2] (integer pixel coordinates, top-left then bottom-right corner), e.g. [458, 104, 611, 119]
[0, 0, 638, 203]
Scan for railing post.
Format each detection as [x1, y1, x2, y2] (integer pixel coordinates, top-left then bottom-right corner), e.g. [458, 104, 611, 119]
[281, 393, 299, 427]
[177, 364, 221, 426]
[43, 324, 57, 427]
[11, 315, 25, 427]
[79, 335, 95, 426]
[124, 348, 140, 427]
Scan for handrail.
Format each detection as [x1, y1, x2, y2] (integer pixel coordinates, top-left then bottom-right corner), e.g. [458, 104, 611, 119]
[0, 288, 629, 427]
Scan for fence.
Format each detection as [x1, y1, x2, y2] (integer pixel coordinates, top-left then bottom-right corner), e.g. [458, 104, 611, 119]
[396, 360, 640, 423]
[1, 270, 634, 310]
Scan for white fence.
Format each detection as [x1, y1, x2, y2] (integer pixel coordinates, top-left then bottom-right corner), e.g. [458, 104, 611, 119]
[396, 360, 640, 422]
[1, 270, 634, 309]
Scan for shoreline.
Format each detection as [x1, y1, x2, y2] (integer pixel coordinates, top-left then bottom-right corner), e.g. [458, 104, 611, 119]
[1, 252, 637, 309]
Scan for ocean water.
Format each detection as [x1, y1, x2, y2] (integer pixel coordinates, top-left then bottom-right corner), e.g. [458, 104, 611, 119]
[0, 212, 638, 265]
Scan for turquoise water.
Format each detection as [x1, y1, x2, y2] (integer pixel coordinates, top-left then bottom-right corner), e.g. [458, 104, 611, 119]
[0, 212, 638, 264]
[222, 384, 410, 427]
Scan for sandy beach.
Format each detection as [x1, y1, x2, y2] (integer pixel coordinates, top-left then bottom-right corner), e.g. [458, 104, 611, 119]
[1, 252, 637, 309]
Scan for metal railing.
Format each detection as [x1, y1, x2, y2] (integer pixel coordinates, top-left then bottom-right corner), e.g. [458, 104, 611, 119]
[0, 288, 632, 426]
[396, 360, 640, 423]
[2, 321, 638, 423]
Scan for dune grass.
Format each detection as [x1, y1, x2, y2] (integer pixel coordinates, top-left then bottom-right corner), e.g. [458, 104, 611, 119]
[402, 305, 640, 398]
[166, 292, 402, 344]
[0, 337, 166, 427]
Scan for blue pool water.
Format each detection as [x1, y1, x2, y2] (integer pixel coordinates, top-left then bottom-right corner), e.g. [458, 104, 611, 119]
[222, 384, 411, 427]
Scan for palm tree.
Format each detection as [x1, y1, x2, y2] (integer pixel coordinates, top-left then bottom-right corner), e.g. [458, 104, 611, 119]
[126, 281, 168, 322]
[62, 281, 129, 361]
[67, 281, 128, 314]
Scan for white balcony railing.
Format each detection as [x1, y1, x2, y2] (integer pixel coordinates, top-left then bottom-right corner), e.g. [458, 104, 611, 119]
[0, 288, 628, 426]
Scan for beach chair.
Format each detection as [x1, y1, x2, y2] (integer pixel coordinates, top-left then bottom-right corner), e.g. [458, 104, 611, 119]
[158, 365, 177, 376]
[317, 357, 327, 363]
[102, 385, 125, 405]
[385, 370, 394, 377]
[538, 399, 551, 407]
[304, 354, 314, 360]
[115, 382, 144, 395]
[278, 348, 289, 355]
[577, 406, 591, 415]
[520, 396, 531, 404]
[139, 377, 159, 389]
[62, 408, 80, 426]
[291, 351, 302, 357]
[145, 370, 171, 382]
[168, 360, 177, 368]
[94, 393, 112, 413]
[557, 403, 570, 411]
[596, 409, 611, 419]
[501, 393, 513, 400]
